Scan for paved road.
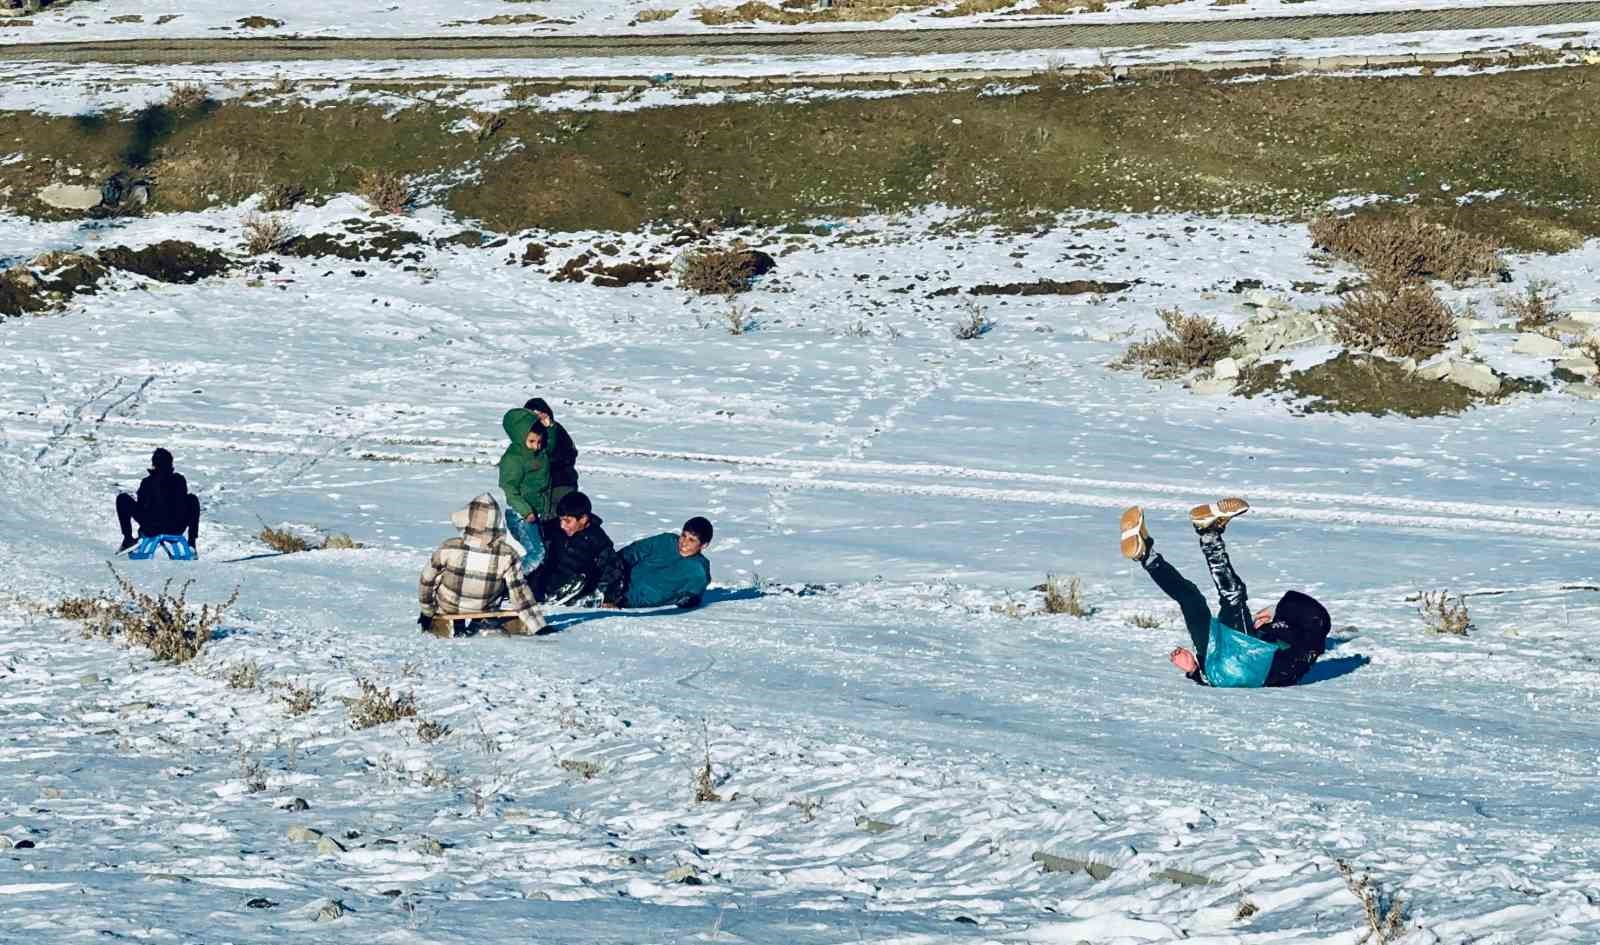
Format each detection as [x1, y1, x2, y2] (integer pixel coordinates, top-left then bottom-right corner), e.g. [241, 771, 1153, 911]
[0, 2, 1597, 63]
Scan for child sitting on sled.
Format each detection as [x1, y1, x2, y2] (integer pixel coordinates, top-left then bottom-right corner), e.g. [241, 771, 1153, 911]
[418, 494, 546, 636]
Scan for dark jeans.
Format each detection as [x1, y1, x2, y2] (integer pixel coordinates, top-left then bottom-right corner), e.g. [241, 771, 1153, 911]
[116, 492, 200, 544]
[1140, 530, 1250, 666]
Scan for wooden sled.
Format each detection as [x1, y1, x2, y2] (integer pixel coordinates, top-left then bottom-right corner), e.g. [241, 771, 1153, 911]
[425, 611, 531, 638]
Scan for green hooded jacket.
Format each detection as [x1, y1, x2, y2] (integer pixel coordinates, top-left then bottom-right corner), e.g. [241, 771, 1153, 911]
[499, 408, 552, 520]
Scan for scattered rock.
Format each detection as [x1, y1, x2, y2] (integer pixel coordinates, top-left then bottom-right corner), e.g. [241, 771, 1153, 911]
[38, 787, 63, 799]
[246, 897, 277, 909]
[1556, 356, 1599, 379]
[1546, 317, 1592, 337]
[11, 839, 34, 849]
[664, 865, 704, 885]
[281, 228, 425, 263]
[1240, 288, 1294, 311]
[1153, 867, 1215, 887]
[518, 242, 547, 266]
[313, 898, 346, 922]
[1237, 309, 1327, 358]
[77, 673, 101, 686]
[287, 825, 323, 843]
[1227, 278, 1264, 294]
[1446, 360, 1501, 396]
[119, 701, 155, 716]
[278, 797, 310, 812]
[0, 836, 12, 850]
[237, 15, 284, 28]
[1568, 310, 1600, 326]
[854, 816, 895, 834]
[316, 835, 346, 855]
[37, 183, 102, 211]
[552, 250, 668, 288]
[1190, 376, 1236, 396]
[143, 873, 190, 884]
[1453, 317, 1493, 333]
[1512, 332, 1566, 356]
[1212, 357, 1241, 381]
[968, 278, 1132, 297]
[1031, 851, 1115, 881]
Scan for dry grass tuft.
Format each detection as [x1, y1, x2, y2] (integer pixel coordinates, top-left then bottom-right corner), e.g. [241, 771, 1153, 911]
[242, 212, 295, 255]
[1418, 590, 1471, 636]
[1041, 574, 1089, 616]
[49, 594, 119, 636]
[416, 718, 452, 744]
[1024, 0, 1106, 13]
[227, 660, 262, 690]
[952, 301, 995, 340]
[65, 567, 238, 664]
[636, 6, 678, 19]
[1326, 276, 1457, 361]
[1500, 278, 1564, 331]
[278, 680, 323, 716]
[1309, 211, 1505, 285]
[723, 302, 756, 335]
[934, 0, 1019, 16]
[1118, 307, 1239, 378]
[696, 0, 913, 25]
[1337, 860, 1414, 944]
[344, 677, 418, 730]
[693, 723, 722, 802]
[165, 82, 211, 113]
[357, 168, 410, 215]
[1126, 612, 1163, 629]
[258, 524, 314, 554]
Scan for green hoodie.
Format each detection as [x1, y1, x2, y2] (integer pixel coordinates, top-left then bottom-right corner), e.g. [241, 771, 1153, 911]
[499, 408, 552, 520]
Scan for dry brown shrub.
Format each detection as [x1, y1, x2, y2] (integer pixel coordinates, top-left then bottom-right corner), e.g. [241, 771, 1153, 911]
[259, 182, 305, 211]
[106, 566, 239, 664]
[151, 147, 267, 207]
[258, 525, 313, 554]
[1118, 307, 1240, 378]
[1499, 278, 1563, 331]
[165, 82, 211, 112]
[227, 660, 262, 690]
[1041, 574, 1089, 616]
[1326, 276, 1456, 361]
[1309, 211, 1505, 285]
[1126, 612, 1162, 629]
[50, 594, 119, 636]
[242, 212, 295, 255]
[344, 677, 418, 730]
[357, 168, 410, 215]
[934, 0, 1019, 15]
[1418, 590, 1471, 636]
[1024, 0, 1105, 12]
[278, 680, 322, 716]
[416, 719, 452, 744]
[1336, 860, 1414, 944]
[636, 7, 678, 20]
[679, 244, 768, 295]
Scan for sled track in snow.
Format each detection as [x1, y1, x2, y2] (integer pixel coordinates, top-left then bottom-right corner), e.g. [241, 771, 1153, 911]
[10, 416, 1600, 544]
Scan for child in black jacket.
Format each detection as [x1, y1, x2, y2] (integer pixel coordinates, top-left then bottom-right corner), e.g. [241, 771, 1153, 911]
[529, 492, 624, 605]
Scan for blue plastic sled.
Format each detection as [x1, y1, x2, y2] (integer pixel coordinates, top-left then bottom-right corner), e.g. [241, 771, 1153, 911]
[128, 534, 196, 561]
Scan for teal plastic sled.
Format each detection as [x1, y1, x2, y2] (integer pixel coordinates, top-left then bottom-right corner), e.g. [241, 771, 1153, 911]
[128, 534, 196, 561]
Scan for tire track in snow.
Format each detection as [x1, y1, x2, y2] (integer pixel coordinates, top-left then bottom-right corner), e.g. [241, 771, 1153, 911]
[10, 421, 1598, 544]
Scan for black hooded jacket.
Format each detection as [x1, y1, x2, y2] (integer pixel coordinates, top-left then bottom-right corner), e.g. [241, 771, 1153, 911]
[547, 420, 579, 489]
[134, 469, 195, 536]
[529, 515, 623, 604]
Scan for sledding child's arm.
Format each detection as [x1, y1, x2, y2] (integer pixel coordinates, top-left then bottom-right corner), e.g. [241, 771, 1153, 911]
[503, 564, 547, 631]
[498, 459, 533, 519]
[417, 548, 446, 615]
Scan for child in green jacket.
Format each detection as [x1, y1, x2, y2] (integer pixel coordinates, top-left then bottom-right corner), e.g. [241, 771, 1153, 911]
[499, 408, 552, 568]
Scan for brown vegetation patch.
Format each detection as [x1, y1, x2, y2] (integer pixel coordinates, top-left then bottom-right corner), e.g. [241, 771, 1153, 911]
[281, 227, 426, 263]
[0, 251, 108, 317]
[99, 240, 231, 283]
[1236, 353, 1479, 417]
[551, 250, 669, 287]
[1309, 210, 1506, 285]
[1325, 277, 1456, 360]
[970, 277, 1131, 296]
[678, 245, 776, 295]
[1117, 308, 1239, 378]
[236, 15, 284, 28]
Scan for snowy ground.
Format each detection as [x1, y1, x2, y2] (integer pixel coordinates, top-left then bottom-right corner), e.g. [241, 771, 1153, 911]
[0, 0, 1592, 42]
[2, 200, 1600, 942]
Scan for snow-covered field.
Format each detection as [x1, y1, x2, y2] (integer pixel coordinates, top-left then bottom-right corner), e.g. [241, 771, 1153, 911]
[3, 199, 1600, 942]
[0, 0, 1591, 42]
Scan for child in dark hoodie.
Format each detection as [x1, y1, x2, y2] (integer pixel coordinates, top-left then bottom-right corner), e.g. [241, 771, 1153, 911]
[528, 491, 624, 605]
[116, 447, 201, 553]
[498, 407, 553, 568]
[1120, 498, 1331, 688]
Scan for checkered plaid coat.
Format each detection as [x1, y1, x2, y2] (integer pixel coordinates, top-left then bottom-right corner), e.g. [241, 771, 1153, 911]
[418, 494, 544, 631]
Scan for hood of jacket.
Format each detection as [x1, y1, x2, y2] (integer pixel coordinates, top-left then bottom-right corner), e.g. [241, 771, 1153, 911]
[503, 408, 540, 452]
[449, 493, 506, 547]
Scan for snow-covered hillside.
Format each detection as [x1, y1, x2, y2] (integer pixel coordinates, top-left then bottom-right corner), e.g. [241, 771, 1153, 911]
[3, 201, 1600, 942]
